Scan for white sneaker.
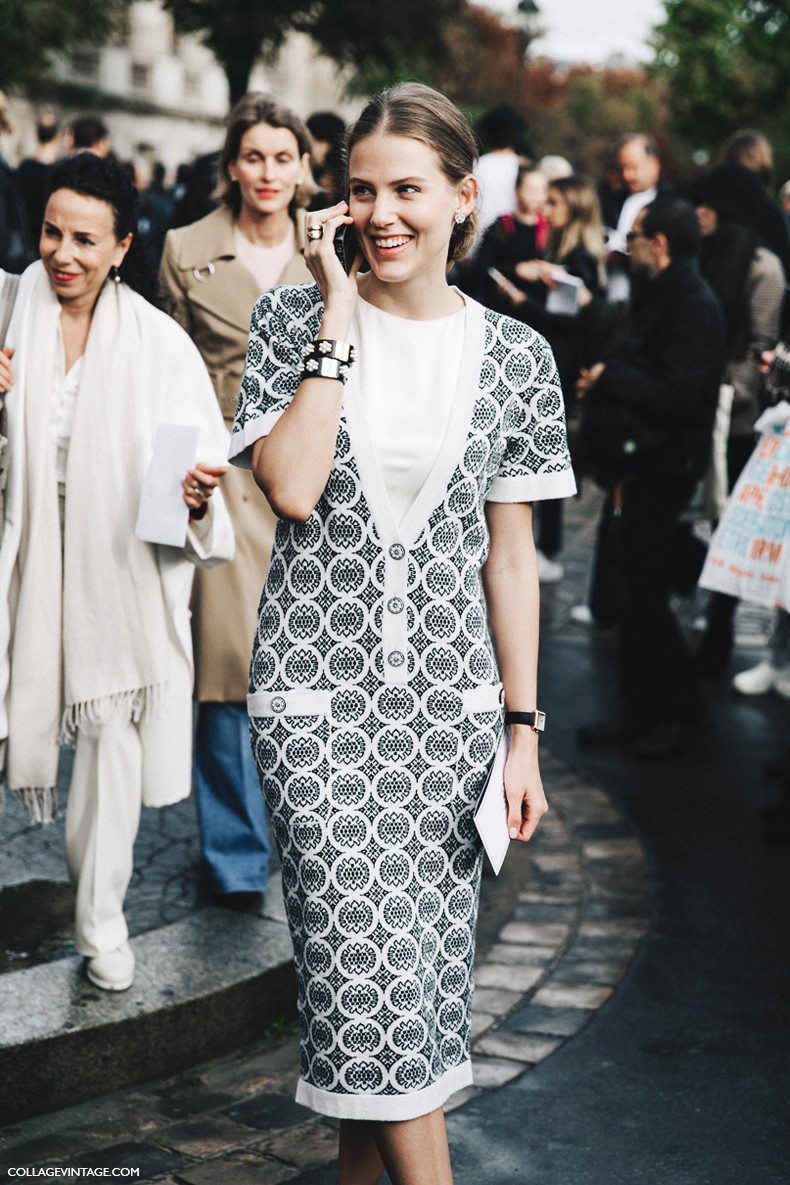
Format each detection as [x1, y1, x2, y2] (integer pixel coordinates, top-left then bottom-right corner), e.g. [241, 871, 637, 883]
[570, 604, 595, 625]
[732, 661, 780, 697]
[86, 941, 135, 991]
[537, 551, 564, 584]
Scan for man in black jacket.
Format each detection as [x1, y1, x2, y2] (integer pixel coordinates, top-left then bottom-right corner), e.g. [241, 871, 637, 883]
[578, 198, 726, 758]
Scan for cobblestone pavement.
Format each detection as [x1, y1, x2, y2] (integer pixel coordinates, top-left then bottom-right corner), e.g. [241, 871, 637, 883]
[0, 481, 778, 1182]
[0, 744, 651, 1183]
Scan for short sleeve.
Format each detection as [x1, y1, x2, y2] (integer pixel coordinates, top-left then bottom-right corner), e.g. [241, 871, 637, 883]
[230, 282, 323, 469]
[486, 324, 577, 503]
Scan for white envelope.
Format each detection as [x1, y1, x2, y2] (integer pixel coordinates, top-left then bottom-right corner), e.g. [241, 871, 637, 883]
[474, 728, 511, 875]
[135, 423, 199, 548]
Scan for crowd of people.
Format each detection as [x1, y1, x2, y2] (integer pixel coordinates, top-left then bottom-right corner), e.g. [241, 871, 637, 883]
[0, 83, 789, 1184]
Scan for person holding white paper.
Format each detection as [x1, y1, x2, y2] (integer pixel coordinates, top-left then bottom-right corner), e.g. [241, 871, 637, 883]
[0, 153, 233, 992]
[489, 175, 607, 583]
[231, 84, 576, 1183]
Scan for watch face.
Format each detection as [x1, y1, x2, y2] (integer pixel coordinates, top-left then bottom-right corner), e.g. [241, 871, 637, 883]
[534, 710, 546, 732]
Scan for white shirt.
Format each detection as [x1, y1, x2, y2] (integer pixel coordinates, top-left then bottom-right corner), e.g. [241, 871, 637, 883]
[54, 356, 83, 484]
[234, 223, 295, 293]
[476, 152, 520, 235]
[350, 297, 466, 525]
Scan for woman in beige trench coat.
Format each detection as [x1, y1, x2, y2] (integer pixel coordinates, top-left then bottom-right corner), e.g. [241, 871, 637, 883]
[159, 93, 311, 902]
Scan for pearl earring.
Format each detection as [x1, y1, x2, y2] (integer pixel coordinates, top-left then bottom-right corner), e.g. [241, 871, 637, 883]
[454, 211, 467, 225]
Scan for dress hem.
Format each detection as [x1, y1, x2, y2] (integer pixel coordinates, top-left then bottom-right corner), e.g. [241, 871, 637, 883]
[295, 1060, 474, 1121]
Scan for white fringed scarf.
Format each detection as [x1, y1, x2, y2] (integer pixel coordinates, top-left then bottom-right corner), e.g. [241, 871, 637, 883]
[7, 269, 171, 820]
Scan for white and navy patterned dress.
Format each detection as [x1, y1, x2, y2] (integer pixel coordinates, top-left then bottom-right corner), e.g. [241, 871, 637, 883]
[230, 283, 575, 1120]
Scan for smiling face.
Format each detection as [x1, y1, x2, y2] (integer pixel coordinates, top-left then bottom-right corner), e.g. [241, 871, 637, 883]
[229, 122, 310, 221]
[348, 132, 476, 299]
[40, 188, 132, 309]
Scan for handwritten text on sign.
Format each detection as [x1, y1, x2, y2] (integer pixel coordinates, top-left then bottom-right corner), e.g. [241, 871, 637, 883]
[700, 429, 790, 609]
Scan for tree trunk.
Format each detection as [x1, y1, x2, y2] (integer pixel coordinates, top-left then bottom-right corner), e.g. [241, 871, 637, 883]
[225, 56, 255, 107]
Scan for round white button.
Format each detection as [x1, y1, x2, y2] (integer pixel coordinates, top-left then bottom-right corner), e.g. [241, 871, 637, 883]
[387, 597, 404, 614]
[387, 651, 405, 667]
[389, 544, 405, 560]
[271, 696, 286, 712]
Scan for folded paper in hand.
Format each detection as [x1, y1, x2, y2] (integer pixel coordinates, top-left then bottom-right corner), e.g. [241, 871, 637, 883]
[136, 422, 199, 547]
[474, 727, 510, 875]
[545, 270, 584, 317]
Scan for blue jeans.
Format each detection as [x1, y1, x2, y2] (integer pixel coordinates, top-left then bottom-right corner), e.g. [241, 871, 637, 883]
[194, 702, 269, 894]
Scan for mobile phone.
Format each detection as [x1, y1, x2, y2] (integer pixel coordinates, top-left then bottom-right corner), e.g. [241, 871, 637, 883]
[334, 222, 361, 274]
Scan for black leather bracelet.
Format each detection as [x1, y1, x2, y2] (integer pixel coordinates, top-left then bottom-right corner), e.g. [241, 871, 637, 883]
[504, 710, 546, 733]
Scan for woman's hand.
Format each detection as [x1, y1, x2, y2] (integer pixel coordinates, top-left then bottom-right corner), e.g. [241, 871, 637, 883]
[504, 728, 548, 842]
[514, 260, 545, 285]
[182, 463, 227, 518]
[0, 347, 15, 394]
[491, 271, 527, 307]
[303, 201, 363, 319]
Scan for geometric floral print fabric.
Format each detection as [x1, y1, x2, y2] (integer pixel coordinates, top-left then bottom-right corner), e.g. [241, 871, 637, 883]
[231, 283, 575, 1120]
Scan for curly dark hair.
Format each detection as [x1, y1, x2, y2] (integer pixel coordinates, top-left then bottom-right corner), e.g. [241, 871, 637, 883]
[46, 153, 157, 304]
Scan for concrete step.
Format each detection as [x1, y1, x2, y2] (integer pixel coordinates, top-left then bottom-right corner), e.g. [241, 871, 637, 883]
[0, 873, 297, 1123]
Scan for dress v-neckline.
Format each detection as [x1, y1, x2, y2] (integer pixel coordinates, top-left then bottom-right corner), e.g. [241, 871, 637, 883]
[342, 297, 486, 553]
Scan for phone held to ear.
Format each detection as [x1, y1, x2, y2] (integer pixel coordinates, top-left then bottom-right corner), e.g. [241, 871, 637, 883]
[334, 222, 364, 274]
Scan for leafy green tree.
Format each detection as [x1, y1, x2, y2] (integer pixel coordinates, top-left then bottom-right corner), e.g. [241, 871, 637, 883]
[0, 0, 131, 88]
[161, 0, 463, 106]
[650, 0, 790, 169]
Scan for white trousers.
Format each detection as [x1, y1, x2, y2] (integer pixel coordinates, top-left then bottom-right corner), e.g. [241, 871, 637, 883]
[65, 714, 143, 958]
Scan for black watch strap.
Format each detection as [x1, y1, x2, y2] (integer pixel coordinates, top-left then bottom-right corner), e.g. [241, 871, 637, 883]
[504, 710, 546, 732]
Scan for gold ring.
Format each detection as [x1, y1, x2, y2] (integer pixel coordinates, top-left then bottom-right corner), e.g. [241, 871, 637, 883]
[193, 485, 202, 497]
[306, 223, 324, 241]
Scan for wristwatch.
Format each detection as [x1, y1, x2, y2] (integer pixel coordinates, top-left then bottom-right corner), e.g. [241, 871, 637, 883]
[504, 710, 546, 733]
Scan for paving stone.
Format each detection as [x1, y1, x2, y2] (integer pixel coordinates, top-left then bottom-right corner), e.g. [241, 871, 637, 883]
[498, 921, 571, 947]
[175, 1149, 294, 1185]
[581, 838, 647, 861]
[444, 1086, 480, 1113]
[475, 962, 543, 993]
[517, 888, 580, 903]
[66, 1141, 185, 1180]
[153, 1115, 262, 1157]
[484, 943, 557, 966]
[531, 983, 614, 1010]
[258, 1121, 338, 1168]
[0, 1132, 97, 1169]
[226, 1092, 314, 1133]
[585, 896, 652, 920]
[561, 938, 638, 963]
[472, 986, 523, 1015]
[528, 854, 582, 876]
[578, 918, 648, 941]
[550, 960, 629, 986]
[469, 1011, 496, 1039]
[285, 1162, 338, 1185]
[154, 1085, 239, 1121]
[506, 1004, 592, 1038]
[473, 1031, 562, 1064]
[510, 901, 578, 924]
[470, 1057, 525, 1088]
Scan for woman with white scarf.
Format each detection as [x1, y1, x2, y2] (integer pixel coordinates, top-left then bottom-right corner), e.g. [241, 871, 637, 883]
[0, 154, 234, 991]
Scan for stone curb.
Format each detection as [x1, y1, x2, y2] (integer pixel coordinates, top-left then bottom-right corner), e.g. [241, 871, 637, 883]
[0, 752, 653, 1182]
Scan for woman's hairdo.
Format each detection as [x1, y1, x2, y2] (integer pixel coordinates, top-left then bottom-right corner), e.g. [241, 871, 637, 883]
[47, 152, 138, 240]
[217, 91, 313, 214]
[346, 83, 479, 263]
[45, 153, 157, 303]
